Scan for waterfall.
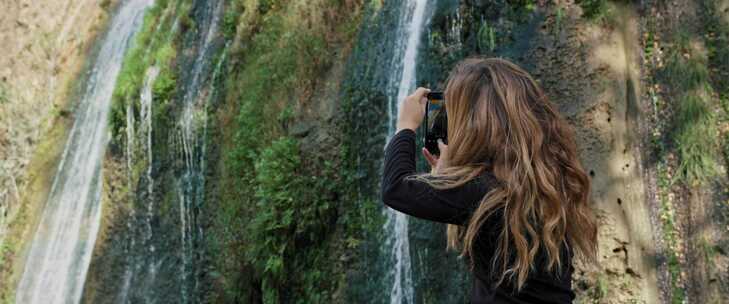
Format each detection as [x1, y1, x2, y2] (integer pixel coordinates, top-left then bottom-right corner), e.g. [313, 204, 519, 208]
[15, 0, 154, 303]
[116, 65, 160, 304]
[141, 66, 160, 264]
[175, 0, 224, 301]
[139, 66, 159, 278]
[385, 1, 430, 303]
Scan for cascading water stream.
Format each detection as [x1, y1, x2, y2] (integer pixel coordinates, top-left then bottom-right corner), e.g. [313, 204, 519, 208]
[15, 0, 154, 303]
[174, 0, 224, 301]
[141, 66, 160, 275]
[116, 7, 180, 302]
[117, 65, 160, 304]
[385, 1, 430, 303]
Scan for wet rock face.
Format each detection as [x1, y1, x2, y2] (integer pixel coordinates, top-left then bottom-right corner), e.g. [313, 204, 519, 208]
[9, 0, 723, 302]
[83, 0, 228, 302]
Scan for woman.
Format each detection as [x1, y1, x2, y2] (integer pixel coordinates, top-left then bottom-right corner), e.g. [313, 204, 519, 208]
[381, 57, 597, 303]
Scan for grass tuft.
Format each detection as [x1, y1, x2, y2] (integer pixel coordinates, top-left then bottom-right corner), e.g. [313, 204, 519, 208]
[663, 34, 718, 185]
[477, 21, 497, 52]
[674, 92, 717, 184]
[577, 0, 610, 21]
[0, 83, 9, 104]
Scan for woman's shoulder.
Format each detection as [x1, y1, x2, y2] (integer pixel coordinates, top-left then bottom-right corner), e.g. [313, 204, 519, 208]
[472, 170, 500, 190]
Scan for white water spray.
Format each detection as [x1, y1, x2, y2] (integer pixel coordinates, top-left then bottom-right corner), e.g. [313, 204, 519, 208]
[175, 0, 223, 301]
[15, 1, 154, 303]
[385, 1, 430, 303]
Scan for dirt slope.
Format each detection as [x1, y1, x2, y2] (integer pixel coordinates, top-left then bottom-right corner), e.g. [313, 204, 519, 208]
[0, 0, 111, 297]
[522, 4, 660, 303]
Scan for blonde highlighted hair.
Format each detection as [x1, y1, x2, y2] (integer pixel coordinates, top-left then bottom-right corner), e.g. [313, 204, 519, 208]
[416, 58, 597, 291]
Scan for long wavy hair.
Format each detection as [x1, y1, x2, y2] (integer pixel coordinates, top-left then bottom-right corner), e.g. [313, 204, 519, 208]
[417, 57, 597, 291]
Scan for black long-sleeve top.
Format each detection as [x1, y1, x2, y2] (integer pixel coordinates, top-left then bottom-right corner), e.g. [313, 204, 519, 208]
[381, 129, 575, 304]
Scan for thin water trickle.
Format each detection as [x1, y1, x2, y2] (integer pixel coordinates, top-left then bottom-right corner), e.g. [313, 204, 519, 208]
[15, 1, 154, 303]
[126, 101, 136, 187]
[113, 3, 182, 301]
[116, 65, 160, 304]
[385, 1, 430, 303]
[175, 0, 224, 301]
[141, 66, 159, 254]
[449, 9, 463, 52]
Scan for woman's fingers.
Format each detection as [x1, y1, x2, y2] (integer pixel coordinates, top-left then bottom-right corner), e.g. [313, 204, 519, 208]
[435, 139, 449, 171]
[396, 87, 430, 132]
[407, 87, 430, 108]
[412, 87, 430, 104]
[437, 139, 448, 154]
[422, 147, 438, 167]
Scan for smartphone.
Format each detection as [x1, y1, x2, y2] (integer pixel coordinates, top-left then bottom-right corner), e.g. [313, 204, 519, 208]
[425, 92, 447, 156]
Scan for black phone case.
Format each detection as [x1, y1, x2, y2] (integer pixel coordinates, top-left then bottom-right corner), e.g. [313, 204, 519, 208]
[424, 96, 447, 156]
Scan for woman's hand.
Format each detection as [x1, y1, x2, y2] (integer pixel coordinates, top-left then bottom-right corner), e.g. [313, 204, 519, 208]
[422, 139, 449, 173]
[396, 87, 430, 132]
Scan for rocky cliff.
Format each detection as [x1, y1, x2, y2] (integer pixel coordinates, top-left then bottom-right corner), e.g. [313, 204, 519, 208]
[3, 0, 729, 303]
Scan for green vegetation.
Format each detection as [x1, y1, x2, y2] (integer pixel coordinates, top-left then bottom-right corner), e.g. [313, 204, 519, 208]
[591, 273, 609, 300]
[664, 37, 711, 91]
[100, 0, 112, 11]
[577, 0, 609, 20]
[652, 94, 687, 302]
[0, 239, 17, 301]
[644, 29, 656, 59]
[646, 25, 690, 304]
[503, 0, 538, 17]
[0, 99, 78, 303]
[206, 0, 377, 302]
[246, 137, 340, 302]
[704, 5, 729, 298]
[703, 0, 729, 81]
[662, 33, 718, 185]
[553, 5, 565, 33]
[656, 160, 686, 304]
[477, 21, 497, 52]
[644, 3, 729, 302]
[650, 25, 723, 304]
[0, 83, 8, 104]
[699, 236, 718, 262]
[87, 0, 729, 302]
[0, 241, 9, 266]
[704, 1, 729, 164]
[674, 93, 717, 183]
[222, 0, 243, 39]
[110, 0, 184, 148]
